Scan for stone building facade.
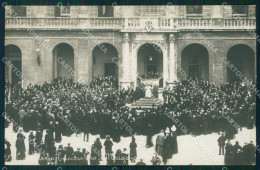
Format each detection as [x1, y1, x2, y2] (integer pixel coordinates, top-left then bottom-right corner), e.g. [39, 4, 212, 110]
[4, 5, 256, 88]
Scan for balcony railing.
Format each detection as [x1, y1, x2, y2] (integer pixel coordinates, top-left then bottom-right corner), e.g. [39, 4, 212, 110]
[5, 17, 256, 31]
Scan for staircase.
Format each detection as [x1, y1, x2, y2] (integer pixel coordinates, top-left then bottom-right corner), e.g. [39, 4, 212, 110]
[130, 97, 163, 108]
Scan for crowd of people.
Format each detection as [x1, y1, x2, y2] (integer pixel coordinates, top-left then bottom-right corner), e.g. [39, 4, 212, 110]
[218, 134, 255, 165]
[162, 79, 255, 138]
[4, 76, 256, 165]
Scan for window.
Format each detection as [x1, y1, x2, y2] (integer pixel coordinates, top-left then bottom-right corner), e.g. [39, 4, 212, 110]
[232, 5, 248, 16]
[11, 6, 26, 17]
[134, 6, 166, 17]
[186, 6, 202, 15]
[98, 6, 114, 17]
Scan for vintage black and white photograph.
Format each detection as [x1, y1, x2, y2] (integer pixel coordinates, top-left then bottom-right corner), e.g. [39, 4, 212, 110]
[3, 4, 257, 166]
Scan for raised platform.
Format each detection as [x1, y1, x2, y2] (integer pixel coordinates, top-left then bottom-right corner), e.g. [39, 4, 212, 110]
[130, 97, 163, 108]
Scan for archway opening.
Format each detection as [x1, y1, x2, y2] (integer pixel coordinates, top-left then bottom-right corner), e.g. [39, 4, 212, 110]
[181, 43, 209, 81]
[5, 44, 22, 86]
[53, 43, 74, 80]
[227, 44, 255, 83]
[92, 43, 118, 79]
[137, 43, 163, 79]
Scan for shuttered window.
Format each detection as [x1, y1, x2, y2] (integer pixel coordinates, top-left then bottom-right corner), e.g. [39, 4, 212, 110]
[186, 6, 202, 14]
[134, 6, 166, 17]
[232, 5, 248, 16]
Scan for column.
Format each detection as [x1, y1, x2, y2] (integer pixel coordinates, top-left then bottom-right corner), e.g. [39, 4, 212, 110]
[168, 33, 178, 86]
[121, 33, 131, 88]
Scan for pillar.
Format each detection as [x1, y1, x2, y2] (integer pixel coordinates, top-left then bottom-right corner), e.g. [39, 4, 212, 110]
[167, 33, 178, 87]
[120, 33, 131, 89]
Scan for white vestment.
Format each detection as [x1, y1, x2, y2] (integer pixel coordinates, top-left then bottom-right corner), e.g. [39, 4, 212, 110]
[145, 86, 152, 98]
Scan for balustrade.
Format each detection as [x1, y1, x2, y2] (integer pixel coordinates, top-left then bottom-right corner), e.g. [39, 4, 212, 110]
[5, 17, 255, 30]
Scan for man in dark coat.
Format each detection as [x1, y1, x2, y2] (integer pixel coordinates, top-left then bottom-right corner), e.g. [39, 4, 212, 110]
[225, 141, 233, 165]
[64, 143, 74, 165]
[245, 141, 256, 165]
[74, 148, 84, 165]
[129, 136, 137, 163]
[28, 131, 35, 155]
[104, 136, 113, 157]
[233, 141, 242, 164]
[44, 129, 54, 150]
[16, 136, 26, 160]
[161, 133, 171, 165]
[48, 141, 56, 165]
[55, 121, 62, 143]
[217, 134, 226, 155]
[35, 129, 43, 151]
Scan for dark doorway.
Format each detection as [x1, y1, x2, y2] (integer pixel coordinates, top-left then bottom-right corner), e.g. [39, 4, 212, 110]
[147, 65, 158, 74]
[104, 63, 117, 77]
[227, 44, 255, 83]
[229, 59, 243, 83]
[188, 65, 200, 79]
[181, 44, 209, 81]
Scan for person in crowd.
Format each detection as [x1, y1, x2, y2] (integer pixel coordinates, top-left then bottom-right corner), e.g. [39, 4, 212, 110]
[233, 141, 243, 164]
[44, 129, 54, 150]
[57, 145, 65, 165]
[114, 149, 123, 165]
[16, 134, 26, 160]
[82, 148, 90, 165]
[104, 135, 113, 158]
[94, 138, 102, 161]
[217, 134, 226, 155]
[129, 136, 137, 163]
[5, 139, 12, 162]
[64, 143, 74, 165]
[90, 143, 100, 165]
[243, 141, 255, 165]
[171, 127, 178, 154]
[18, 106, 25, 128]
[35, 129, 43, 151]
[155, 130, 165, 156]
[38, 143, 48, 165]
[161, 132, 172, 165]
[28, 131, 35, 155]
[74, 147, 84, 165]
[48, 141, 56, 165]
[224, 140, 233, 165]
[55, 121, 62, 143]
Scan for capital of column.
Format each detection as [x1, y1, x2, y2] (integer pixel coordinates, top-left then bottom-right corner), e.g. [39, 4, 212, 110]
[122, 33, 130, 44]
[169, 33, 176, 43]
